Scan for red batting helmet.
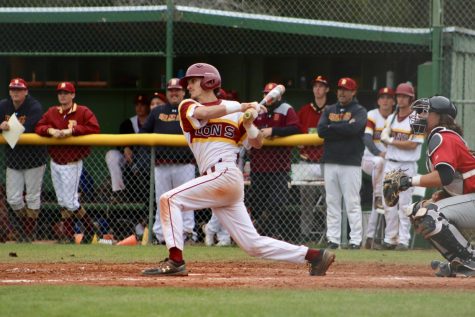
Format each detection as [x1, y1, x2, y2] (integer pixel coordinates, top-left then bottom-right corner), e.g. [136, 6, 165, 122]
[179, 63, 221, 90]
[395, 83, 415, 98]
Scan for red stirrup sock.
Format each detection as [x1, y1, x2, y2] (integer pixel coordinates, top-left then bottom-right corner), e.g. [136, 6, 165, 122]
[169, 247, 184, 264]
[305, 248, 322, 262]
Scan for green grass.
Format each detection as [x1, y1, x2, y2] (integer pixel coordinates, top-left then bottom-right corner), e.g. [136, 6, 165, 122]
[0, 243, 443, 264]
[0, 286, 474, 317]
[0, 244, 471, 317]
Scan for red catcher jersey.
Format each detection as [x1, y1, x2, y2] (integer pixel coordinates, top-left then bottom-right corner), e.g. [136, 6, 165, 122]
[428, 129, 475, 194]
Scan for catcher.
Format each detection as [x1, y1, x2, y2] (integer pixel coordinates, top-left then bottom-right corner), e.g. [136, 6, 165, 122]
[383, 96, 475, 277]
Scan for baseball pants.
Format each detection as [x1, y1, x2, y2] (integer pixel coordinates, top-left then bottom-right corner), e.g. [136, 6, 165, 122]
[105, 149, 126, 192]
[205, 212, 231, 244]
[153, 164, 196, 242]
[324, 163, 363, 246]
[51, 160, 82, 211]
[6, 165, 46, 211]
[361, 155, 386, 239]
[383, 160, 416, 246]
[160, 162, 308, 263]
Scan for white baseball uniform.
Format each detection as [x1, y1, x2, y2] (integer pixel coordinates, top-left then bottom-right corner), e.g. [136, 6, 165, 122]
[159, 98, 308, 263]
[361, 108, 387, 239]
[105, 115, 140, 192]
[383, 112, 423, 246]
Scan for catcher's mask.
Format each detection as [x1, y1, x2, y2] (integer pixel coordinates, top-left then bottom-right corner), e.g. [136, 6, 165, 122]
[410, 96, 458, 134]
[409, 98, 430, 134]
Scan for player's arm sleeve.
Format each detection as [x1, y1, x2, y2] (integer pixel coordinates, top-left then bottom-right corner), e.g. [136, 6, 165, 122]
[23, 102, 43, 133]
[435, 164, 455, 186]
[34, 110, 53, 136]
[272, 107, 300, 137]
[329, 107, 367, 136]
[139, 111, 154, 133]
[119, 119, 134, 134]
[179, 99, 208, 132]
[363, 133, 381, 156]
[73, 109, 100, 135]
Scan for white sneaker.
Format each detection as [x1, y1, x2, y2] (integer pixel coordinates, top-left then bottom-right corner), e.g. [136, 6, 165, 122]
[216, 239, 231, 247]
[202, 224, 215, 246]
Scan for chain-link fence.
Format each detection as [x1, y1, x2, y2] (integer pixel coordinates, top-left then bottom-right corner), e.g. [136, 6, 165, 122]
[0, 0, 475, 248]
[0, 140, 328, 246]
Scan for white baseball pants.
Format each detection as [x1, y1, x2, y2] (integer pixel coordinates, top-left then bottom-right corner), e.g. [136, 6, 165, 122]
[6, 165, 46, 210]
[51, 160, 82, 211]
[361, 155, 386, 239]
[153, 164, 196, 242]
[383, 160, 416, 246]
[324, 163, 363, 246]
[105, 149, 126, 192]
[160, 163, 308, 263]
[205, 212, 231, 244]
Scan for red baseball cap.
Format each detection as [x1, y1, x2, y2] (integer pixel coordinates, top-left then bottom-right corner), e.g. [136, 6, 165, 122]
[150, 92, 167, 103]
[337, 77, 358, 90]
[313, 75, 329, 86]
[9, 78, 28, 90]
[167, 78, 183, 90]
[263, 82, 278, 93]
[378, 87, 395, 97]
[134, 94, 148, 105]
[56, 82, 75, 93]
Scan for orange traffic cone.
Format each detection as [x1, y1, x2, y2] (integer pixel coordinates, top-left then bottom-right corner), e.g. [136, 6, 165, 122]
[74, 233, 84, 245]
[117, 234, 137, 246]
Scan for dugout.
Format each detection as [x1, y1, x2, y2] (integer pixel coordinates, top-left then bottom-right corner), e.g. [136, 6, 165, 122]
[0, 2, 475, 244]
[0, 3, 435, 133]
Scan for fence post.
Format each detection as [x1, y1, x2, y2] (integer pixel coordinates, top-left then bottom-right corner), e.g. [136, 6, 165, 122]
[166, 0, 174, 81]
[431, 0, 443, 95]
[147, 147, 156, 244]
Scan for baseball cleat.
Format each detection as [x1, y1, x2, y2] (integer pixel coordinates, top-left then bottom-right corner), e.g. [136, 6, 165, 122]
[308, 249, 335, 276]
[142, 258, 188, 276]
[433, 261, 455, 278]
[430, 260, 441, 271]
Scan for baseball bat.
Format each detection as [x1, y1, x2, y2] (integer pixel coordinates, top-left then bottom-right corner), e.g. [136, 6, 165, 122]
[243, 84, 286, 119]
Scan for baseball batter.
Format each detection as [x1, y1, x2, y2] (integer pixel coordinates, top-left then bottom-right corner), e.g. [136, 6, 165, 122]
[380, 83, 423, 250]
[35, 82, 100, 243]
[399, 96, 475, 277]
[142, 63, 335, 276]
[362, 87, 394, 248]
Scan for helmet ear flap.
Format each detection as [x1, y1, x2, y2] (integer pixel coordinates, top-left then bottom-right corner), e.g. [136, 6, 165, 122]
[200, 72, 221, 90]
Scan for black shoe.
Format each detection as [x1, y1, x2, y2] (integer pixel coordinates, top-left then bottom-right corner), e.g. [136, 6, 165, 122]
[308, 249, 336, 276]
[327, 241, 339, 249]
[348, 243, 361, 250]
[142, 258, 188, 276]
[374, 242, 396, 250]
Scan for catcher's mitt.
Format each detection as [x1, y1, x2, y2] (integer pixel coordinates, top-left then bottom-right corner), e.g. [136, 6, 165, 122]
[383, 169, 411, 207]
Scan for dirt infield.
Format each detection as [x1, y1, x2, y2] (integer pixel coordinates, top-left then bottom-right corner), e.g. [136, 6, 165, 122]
[1, 261, 474, 289]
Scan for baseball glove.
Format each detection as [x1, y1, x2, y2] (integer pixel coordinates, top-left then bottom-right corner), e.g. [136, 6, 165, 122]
[383, 169, 411, 207]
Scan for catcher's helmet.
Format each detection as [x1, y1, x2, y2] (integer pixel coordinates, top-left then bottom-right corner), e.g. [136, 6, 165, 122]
[409, 96, 457, 134]
[395, 83, 415, 98]
[179, 63, 221, 90]
[427, 96, 457, 118]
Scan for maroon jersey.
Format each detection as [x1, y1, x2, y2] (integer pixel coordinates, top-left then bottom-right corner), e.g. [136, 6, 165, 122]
[428, 128, 475, 195]
[298, 102, 325, 162]
[35, 103, 100, 164]
[251, 102, 299, 172]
